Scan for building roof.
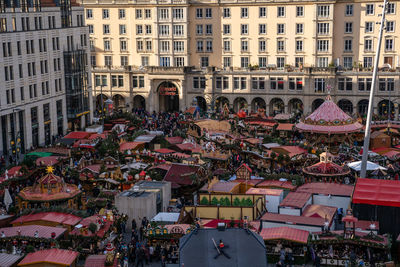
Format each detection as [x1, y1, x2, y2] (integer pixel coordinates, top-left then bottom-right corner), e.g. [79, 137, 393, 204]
[70, 215, 112, 238]
[11, 212, 81, 226]
[0, 225, 66, 239]
[260, 227, 309, 244]
[202, 181, 240, 193]
[303, 161, 351, 177]
[279, 192, 312, 208]
[163, 164, 200, 187]
[255, 180, 296, 190]
[179, 228, 267, 267]
[154, 148, 175, 154]
[302, 204, 337, 222]
[271, 146, 307, 158]
[296, 182, 354, 197]
[0, 253, 23, 267]
[18, 249, 79, 266]
[119, 142, 145, 152]
[165, 136, 184, 145]
[370, 131, 389, 139]
[276, 123, 294, 131]
[35, 156, 62, 166]
[295, 95, 363, 134]
[261, 213, 330, 227]
[352, 178, 400, 207]
[174, 143, 201, 153]
[134, 134, 157, 143]
[246, 188, 283, 196]
[63, 131, 91, 140]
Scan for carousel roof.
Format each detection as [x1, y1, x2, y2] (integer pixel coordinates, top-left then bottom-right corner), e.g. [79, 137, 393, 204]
[295, 95, 363, 134]
[303, 161, 350, 176]
[38, 173, 63, 184]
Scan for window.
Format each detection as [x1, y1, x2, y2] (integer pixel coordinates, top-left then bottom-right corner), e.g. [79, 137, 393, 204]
[120, 40, 127, 51]
[317, 5, 330, 17]
[277, 24, 285, 34]
[270, 77, 277, 89]
[314, 78, 325, 92]
[174, 41, 184, 52]
[196, 8, 203, 18]
[364, 39, 373, 51]
[205, 24, 212, 35]
[358, 78, 365, 91]
[363, 57, 373, 68]
[145, 25, 151, 34]
[366, 4, 374, 15]
[205, 8, 212, 18]
[234, 77, 240, 89]
[136, 9, 143, 19]
[86, 9, 93, 19]
[241, 57, 249, 68]
[277, 57, 285, 68]
[240, 77, 247, 89]
[296, 23, 304, 34]
[241, 40, 248, 51]
[343, 57, 353, 69]
[223, 8, 231, 18]
[296, 40, 303, 51]
[344, 39, 352, 51]
[317, 57, 328, 67]
[103, 24, 110, 34]
[338, 78, 352, 91]
[201, 57, 209, 67]
[111, 75, 118, 87]
[241, 24, 248, 35]
[206, 40, 213, 52]
[175, 57, 185, 67]
[193, 77, 206, 89]
[259, 24, 266, 34]
[345, 4, 353, 16]
[386, 21, 394, 32]
[146, 41, 152, 51]
[277, 78, 284, 90]
[160, 57, 171, 67]
[259, 40, 266, 52]
[317, 23, 329, 34]
[385, 39, 393, 51]
[345, 22, 353, 33]
[136, 25, 143, 34]
[88, 24, 94, 34]
[241, 8, 248, 18]
[173, 8, 184, 19]
[365, 22, 373, 33]
[102, 9, 109, 19]
[387, 78, 394, 91]
[317, 40, 329, 51]
[259, 57, 267, 68]
[259, 7, 267, 18]
[119, 9, 126, 19]
[223, 40, 231, 52]
[173, 25, 184, 36]
[277, 40, 285, 51]
[104, 56, 112, 66]
[141, 56, 149, 66]
[119, 24, 126, 35]
[118, 76, 124, 87]
[120, 56, 128, 66]
[145, 9, 151, 19]
[223, 57, 231, 67]
[216, 77, 222, 89]
[223, 24, 231, 35]
[296, 6, 304, 17]
[159, 25, 169, 35]
[387, 3, 395, 14]
[197, 41, 203, 52]
[277, 7, 285, 17]
[104, 40, 110, 51]
[159, 9, 169, 19]
[160, 41, 169, 52]
[196, 25, 203, 35]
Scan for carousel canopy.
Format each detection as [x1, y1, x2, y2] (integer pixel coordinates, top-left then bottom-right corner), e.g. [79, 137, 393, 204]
[295, 95, 362, 134]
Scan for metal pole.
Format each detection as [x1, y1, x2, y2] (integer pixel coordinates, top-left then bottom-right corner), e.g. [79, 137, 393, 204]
[360, 0, 388, 178]
[101, 84, 104, 128]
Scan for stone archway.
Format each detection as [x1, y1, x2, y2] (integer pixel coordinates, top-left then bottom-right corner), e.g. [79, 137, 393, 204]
[158, 81, 179, 112]
[288, 98, 303, 115]
[269, 98, 284, 115]
[233, 97, 248, 113]
[133, 95, 146, 110]
[96, 94, 109, 112]
[194, 96, 207, 112]
[357, 99, 369, 116]
[112, 94, 125, 111]
[378, 99, 395, 118]
[338, 99, 353, 115]
[251, 97, 266, 113]
[215, 97, 229, 113]
[312, 98, 324, 111]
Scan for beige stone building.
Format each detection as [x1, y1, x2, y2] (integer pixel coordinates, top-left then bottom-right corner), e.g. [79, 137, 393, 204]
[80, 0, 400, 118]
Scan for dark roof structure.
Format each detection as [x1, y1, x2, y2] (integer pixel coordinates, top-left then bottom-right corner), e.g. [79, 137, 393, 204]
[179, 228, 267, 267]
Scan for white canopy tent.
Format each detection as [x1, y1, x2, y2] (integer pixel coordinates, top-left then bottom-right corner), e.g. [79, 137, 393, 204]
[347, 161, 387, 171]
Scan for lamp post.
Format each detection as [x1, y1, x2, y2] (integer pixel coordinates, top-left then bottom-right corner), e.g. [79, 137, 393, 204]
[360, 0, 389, 178]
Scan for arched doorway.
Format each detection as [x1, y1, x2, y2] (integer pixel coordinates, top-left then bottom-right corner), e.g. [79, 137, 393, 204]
[233, 97, 247, 112]
[194, 96, 207, 112]
[251, 97, 266, 112]
[288, 98, 303, 115]
[312, 98, 324, 111]
[338, 99, 353, 115]
[133, 95, 146, 109]
[378, 100, 395, 118]
[96, 94, 108, 112]
[112, 94, 125, 112]
[357, 99, 369, 116]
[158, 81, 179, 112]
[269, 98, 284, 115]
[215, 97, 229, 113]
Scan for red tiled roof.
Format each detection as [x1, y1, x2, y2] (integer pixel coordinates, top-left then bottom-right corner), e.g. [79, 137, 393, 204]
[261, 213, 329, 227]
[276, 123, 294, 131]
[69, 215, 112, 238]
[154, 148, 175, 154]
[165, 136, 184, 145]
[203, 182, 239, 193]
[233, 179, 261, 186]
[279, 192, 312, 208]
[353, 178, 400, 207]
[119, 142, 145, 152]
[272, 146, 307, 158]
[297, 182, 354, 197]
[302, 205, 337, 222]
[0, 253, 23, 267]
[355, 220, 379, 231]
[63, 131, 91, 139]
[0, 225, 66, 239]
[256, 180, 296, 190]
[236, 163, 252, 173]
[163, 164, 200, 187]
[148, 164, 172, 172]
[18, 249, 78, 266]
[172, 152, 191, 159]
[174, 143, 201, 153]
[11, 212, 81, 226]
[260, 226, 309, 244]
[246, 188, 283, 196]
[35, 156, 61, 166]
[84, 255, 107, 267]
[88, 133, 107, 140]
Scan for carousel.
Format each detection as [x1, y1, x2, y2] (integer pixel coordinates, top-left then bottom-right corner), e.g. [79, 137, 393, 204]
[296, 95, 363, 151]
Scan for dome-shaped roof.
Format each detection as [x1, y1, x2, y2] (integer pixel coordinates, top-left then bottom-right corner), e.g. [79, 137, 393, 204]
[303, 161, 351, 176]
[295, 95, 363, 134]
[38, 173, 63, 185]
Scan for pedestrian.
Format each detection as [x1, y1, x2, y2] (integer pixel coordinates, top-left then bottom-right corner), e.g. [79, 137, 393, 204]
[135, 246, 145, 267]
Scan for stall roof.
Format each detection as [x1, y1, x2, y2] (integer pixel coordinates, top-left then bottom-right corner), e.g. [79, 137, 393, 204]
[165, 136, 184, 145]
[134, 134, 157, 143]
[154, 148, 175, 154]
[260, 227, 309, 244]
[256, 180, 296, 190]
[11, 212, 81, 226]
[0, 253, 23, 267]
[296, 182, 354, 197]
[276, 123, 294, 131]
[352, 178, 400, 207]
[151, 212, 180, 223]
[302, 205, 337, 222]
[261, 213, 329, 227]
[119, 142, 145, 152]
[246, 188, 283, 196]
[63, 131, 91, 139]
[0, 225, 66, 239]
[279, 192, 312, 208]
[85, 255, 107, 267]
[18, 249, 79, 266]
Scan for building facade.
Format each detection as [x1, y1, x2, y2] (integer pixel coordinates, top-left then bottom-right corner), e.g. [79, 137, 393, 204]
[81, 0, 400, 118]
[0, 0, 92, 158]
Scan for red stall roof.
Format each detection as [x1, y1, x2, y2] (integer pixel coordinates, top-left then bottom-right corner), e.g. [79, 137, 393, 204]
[352, 178, 400, 207]
[11, 212, 81, 226]
[18, 249, 78, 266]
[279, 192, 312, 208]
[297, 182, 354, 197]
[260, 226, 309, 244]
[63, 131, 91, 140]
[0, 225, 66, 239]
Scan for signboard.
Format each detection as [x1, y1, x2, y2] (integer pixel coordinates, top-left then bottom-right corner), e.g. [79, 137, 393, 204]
[159, 86, 177, 96]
